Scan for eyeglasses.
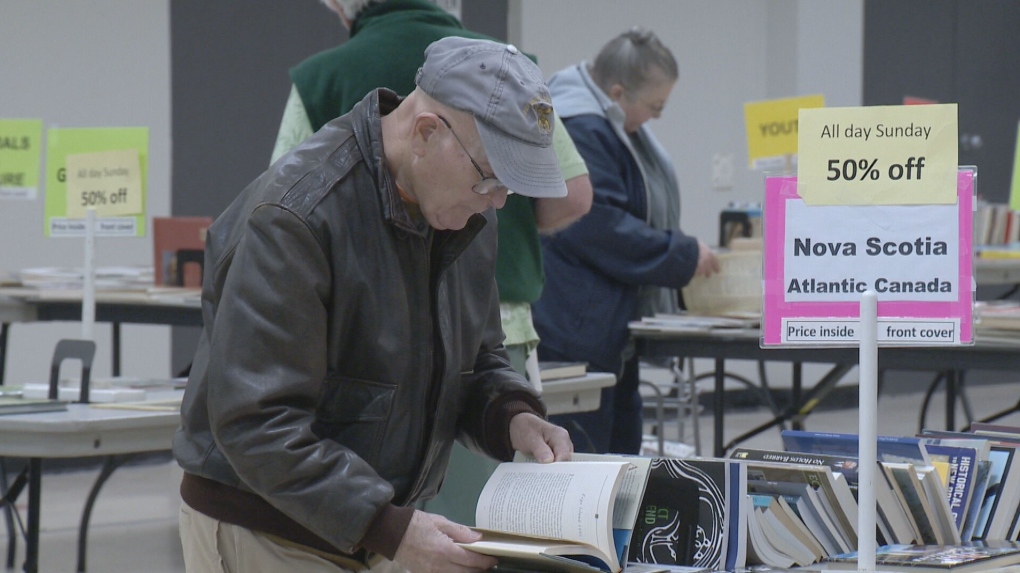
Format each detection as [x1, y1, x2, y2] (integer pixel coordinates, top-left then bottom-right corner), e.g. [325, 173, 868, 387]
[437, 115, 509, 196]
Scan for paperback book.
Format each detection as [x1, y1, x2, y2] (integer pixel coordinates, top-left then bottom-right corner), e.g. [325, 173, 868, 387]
[627, 458, 747, 571]
[465, 460, 634, 573]
[0, 396, 67, 415]
[539, 361, 589, 381]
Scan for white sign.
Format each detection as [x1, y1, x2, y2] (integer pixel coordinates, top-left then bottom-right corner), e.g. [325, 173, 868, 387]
[783, 199, 959, 303]
[782, 318, 961, 345]
[49, 217, 137, 237]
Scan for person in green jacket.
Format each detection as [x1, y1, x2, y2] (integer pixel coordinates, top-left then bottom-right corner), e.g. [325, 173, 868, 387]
[270, 0, 592, 527]
[273, 0, 591, 380]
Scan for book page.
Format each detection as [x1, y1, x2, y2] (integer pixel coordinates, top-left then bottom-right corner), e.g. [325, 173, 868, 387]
[512, 453, 648, 531]
[568, 453, 650, 530]
[475, 461, 626, 558]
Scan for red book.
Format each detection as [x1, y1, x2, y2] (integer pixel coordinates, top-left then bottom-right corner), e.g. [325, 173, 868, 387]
[152, 216, 213, 288]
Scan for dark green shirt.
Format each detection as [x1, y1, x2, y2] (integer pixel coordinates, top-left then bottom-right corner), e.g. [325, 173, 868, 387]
[289, 0, 543, 303]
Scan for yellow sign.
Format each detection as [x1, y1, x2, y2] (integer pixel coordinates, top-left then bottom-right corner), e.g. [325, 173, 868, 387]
[797, 104, 958, 205]
[45, 127, 148, 237]
[65, 150, 143, 218]
[0, 119, 43, 199]
[744, 95, 825, 168]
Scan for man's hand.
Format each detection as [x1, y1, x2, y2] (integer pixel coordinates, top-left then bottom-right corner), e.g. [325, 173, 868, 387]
[695, 240, 721, 277]
[509, 413, 573, 463]
[392, 510, 497, 573]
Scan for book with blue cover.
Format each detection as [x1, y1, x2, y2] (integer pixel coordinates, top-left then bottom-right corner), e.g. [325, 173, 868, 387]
[781, 429, 931, 465]
[919, 442, 981, 533]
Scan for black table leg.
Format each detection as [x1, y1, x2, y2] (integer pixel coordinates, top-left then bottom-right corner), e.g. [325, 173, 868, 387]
[23, 458, 40, 573]
[1, 458, 17, 570]
[0, 322, 9, 386]
[112, 323, 121, 378]
[725, 363, 854, 453]
[77, 456, 122, 573]
[791, 362, 803, 430]
[945, 369, 957, 431]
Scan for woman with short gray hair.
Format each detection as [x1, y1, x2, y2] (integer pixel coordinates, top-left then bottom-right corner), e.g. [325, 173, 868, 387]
[533, 27, 719, 454]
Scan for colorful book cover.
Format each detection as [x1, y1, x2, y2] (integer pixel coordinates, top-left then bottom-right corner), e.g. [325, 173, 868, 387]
[730, 447, 861, 496]
[922, 443, 979, 532]
[628, 459, 742, 570]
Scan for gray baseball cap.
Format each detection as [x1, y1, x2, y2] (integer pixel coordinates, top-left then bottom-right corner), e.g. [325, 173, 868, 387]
[416, 37, 567, 199]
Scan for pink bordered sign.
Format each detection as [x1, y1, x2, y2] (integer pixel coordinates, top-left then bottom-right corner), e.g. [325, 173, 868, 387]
[762, 169, 974, 346]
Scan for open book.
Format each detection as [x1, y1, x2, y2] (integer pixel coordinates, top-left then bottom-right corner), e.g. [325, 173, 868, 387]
[461, 459, 644, 573]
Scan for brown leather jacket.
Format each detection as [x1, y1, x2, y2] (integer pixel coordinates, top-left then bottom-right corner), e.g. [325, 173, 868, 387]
[173, 89, 544, 556]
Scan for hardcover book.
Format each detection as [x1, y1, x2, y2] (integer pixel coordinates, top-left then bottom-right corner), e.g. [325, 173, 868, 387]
[152, 216, 212, 288]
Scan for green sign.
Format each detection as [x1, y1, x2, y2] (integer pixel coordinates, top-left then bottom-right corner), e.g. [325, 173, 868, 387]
[0, 119, 44, 200]
[45, 127, 148, 237]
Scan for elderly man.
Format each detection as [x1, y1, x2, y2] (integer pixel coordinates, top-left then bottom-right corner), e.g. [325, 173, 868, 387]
[173, 37, 573, 573]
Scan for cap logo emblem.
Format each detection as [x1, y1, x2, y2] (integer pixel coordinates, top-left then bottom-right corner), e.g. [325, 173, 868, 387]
[524, 96, 554, 134]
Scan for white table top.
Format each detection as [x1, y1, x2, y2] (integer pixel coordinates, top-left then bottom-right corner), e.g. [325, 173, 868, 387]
[0, 373, 617, 459]
[0, 391, 182, 458]
[541, 372, 616, 415]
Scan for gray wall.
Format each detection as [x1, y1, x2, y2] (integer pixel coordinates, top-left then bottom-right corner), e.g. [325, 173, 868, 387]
[168, 1, 344, 372]
[513, 0, 863, 388]
[2, 1, 172, 383]
[513, 0, 863, 244]
[165, 1, 508, 372]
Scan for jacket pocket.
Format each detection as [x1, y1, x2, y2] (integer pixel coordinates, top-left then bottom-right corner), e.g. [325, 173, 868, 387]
[315, 376, 396, 465]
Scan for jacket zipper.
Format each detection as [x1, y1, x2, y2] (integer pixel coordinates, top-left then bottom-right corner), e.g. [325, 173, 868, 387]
[405, 231, 442, 502]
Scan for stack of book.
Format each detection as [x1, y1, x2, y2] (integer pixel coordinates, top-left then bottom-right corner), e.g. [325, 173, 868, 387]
[734, 427, 1020, 571]
[16, 266, 153, 292]
[628, 313, 759, 334]
[974, 201, 1020, 247]
[539, 361, 588, 381]
[975, 301, 1020, 343]
[446, 423, 1020, 573]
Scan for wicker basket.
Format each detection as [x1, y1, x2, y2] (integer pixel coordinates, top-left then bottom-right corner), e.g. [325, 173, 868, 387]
[681, 250, 762, 316]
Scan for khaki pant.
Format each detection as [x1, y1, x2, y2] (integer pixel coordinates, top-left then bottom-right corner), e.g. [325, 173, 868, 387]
[179, 502, 406, 573]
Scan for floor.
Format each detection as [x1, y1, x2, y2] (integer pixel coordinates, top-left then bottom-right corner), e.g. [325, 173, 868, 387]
[6, 375, 1020, 573]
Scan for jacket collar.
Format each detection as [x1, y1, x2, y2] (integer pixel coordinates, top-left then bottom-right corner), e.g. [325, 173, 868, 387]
[349, 89, 424, 236]
[350, 0, 461, 37]
[350, 88, 487, 247]
[548, 63, 627, 129]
